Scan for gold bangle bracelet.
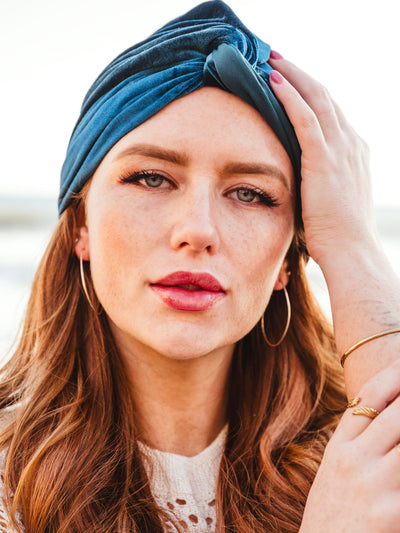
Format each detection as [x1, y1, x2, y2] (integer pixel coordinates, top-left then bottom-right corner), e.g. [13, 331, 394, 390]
[341, 328, 400, 367]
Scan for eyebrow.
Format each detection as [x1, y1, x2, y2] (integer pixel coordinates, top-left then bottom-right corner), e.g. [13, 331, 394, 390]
[221, 161, 290, 190]
[114, 143, 189, 166]
[114, 143, 290, 190]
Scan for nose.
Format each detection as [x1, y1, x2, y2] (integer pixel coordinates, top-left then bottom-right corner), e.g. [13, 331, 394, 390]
[169, 186, 220, 254]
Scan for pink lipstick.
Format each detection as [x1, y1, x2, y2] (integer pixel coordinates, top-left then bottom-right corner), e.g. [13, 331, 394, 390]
[151, 271, 226, 311]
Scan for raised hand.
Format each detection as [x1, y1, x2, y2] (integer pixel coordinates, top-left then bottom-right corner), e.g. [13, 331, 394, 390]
[300, 357, 400, 532]
[268, 53, 400, 395]
[268, 53, 376, 267]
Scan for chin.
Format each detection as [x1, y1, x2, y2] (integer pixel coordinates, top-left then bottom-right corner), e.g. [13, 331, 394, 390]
[109, 315, 239, 362]
[149, 336, 231, 361]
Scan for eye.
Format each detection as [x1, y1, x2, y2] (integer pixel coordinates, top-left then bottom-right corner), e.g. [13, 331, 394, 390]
[119, 170, 172, 188]
[143, 174, 164, 188]
[229, 186, 280, 207]
[235, 188, 258, 203]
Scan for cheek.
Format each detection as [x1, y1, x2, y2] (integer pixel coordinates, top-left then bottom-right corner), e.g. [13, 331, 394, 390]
[227, 214, 293, 313]
[230, 210, 293, 268]
[87, 202, 151, 305]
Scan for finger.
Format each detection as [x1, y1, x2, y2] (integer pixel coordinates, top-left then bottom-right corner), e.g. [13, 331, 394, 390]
[360, 394, 400, 455]
[384, 442, 400, 475]
[269, 55, 343, 140]
[334, 357, 400, 443]
[331, 98, 352, 132]
[268, 69, 328, 161]
[374, 444, 400, 499]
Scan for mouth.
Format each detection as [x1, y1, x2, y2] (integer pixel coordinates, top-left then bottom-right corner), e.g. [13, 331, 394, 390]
[175, 284, 205, 291]
[150, 271, 226, 311]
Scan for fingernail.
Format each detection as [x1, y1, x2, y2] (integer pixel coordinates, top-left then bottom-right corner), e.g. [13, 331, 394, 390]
[270, 50, 283, 60]
[270, 70, 283, 84]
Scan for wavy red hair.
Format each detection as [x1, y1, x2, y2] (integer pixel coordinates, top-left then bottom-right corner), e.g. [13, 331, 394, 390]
[0, 189, 345, 532]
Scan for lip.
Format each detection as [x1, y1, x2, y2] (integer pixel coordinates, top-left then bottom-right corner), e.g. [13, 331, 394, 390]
[150, 271, 226, 311]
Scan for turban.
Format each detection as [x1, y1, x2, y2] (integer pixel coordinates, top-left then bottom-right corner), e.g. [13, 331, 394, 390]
[59, 0, 301, 214]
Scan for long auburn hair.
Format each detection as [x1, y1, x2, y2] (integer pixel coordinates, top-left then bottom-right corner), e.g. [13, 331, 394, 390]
[0, 185, 345, 532]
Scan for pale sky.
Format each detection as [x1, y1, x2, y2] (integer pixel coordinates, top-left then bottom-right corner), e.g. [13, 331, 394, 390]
[1, 0, 399, 206]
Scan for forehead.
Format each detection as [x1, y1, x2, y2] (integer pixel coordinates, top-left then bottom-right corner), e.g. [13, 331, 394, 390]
[105, 87, 294, 184]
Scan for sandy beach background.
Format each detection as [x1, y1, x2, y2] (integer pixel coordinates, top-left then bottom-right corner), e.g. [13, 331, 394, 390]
[1, 196, 399, 361]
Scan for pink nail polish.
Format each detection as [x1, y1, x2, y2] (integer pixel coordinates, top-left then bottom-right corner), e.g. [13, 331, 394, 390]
[270, 70, 283, 84]
[270, 50, 283, 60]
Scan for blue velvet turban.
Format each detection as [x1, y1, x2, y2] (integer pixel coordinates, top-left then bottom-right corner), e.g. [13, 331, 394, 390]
[59, 0, 301, 214]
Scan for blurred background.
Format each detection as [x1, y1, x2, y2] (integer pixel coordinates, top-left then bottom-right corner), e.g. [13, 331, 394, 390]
[1, 0, 399, 358]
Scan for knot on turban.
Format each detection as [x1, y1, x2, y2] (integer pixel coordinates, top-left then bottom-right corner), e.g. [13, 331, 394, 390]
[59, 0, 301, 214]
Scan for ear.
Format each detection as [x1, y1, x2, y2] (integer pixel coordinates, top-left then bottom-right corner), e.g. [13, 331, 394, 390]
[273, 258, 291, 291]
[74, 225, 90, 261]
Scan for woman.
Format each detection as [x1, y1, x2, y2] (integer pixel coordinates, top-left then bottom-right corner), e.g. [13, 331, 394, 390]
[0, 1, 399, 532]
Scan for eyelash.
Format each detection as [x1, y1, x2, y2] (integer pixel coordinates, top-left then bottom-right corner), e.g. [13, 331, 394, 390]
[119, 170, 280, 207]
[119, 170, 172, 188]
[236, 186, 280, 208]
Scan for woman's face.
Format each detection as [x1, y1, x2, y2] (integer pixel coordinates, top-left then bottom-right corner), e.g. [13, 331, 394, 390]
[77, 87, 295, 361]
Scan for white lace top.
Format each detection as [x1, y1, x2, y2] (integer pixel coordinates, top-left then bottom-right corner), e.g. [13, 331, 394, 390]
[139, 425, 227, 532]
[0, 426, 227, 532]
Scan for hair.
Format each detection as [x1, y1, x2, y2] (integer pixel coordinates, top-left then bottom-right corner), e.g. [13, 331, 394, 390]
[0, 181, 346, 532]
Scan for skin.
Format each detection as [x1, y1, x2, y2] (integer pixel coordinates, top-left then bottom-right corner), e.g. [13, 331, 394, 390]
[300, 359, 400, 532]
[75, 87, 295, 455]
[267, 55, 400, 530]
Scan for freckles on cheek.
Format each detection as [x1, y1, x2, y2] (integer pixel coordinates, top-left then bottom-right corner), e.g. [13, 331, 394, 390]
[230, 215, 287, 259]
[90, 210, 130, 275]
[91, 198, 158, 280]
[231, 218, 291, 288]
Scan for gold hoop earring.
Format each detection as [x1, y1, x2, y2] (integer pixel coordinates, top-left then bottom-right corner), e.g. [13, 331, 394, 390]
[261, 286, 291, 347]
[79, 253, 98, 313]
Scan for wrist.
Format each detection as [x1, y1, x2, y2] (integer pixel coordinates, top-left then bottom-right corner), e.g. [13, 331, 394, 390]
[312, 234, 383, 282]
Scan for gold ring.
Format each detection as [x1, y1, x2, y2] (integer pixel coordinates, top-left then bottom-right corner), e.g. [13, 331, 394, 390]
[352, 406, 380, 419]
[346, 397, 361, 408]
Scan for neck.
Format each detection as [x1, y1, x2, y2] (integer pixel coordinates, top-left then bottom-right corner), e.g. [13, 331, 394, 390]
[115, 335, 234, 457]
